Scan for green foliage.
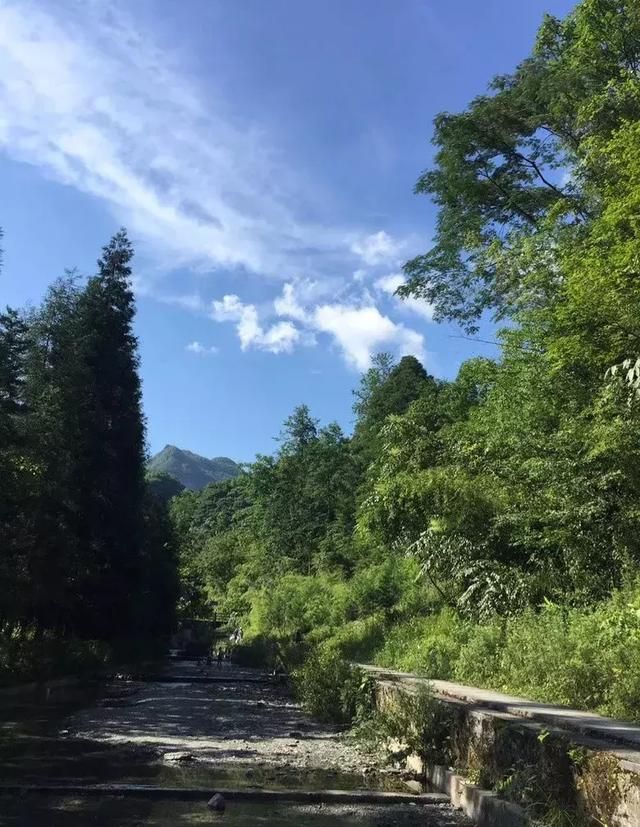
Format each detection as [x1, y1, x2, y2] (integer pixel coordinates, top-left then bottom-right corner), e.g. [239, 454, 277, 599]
[377, 685, 453, 765]
[374, 610, 468, 679]
[146, 471, 185, 504]
[401, 0, 640, 330]
[167, 0, 640, 732]
[0, 625, 111, 686]
[0, 230, 179, 675]
[295, 648, 373, 724]
[248, 573, 351, 640]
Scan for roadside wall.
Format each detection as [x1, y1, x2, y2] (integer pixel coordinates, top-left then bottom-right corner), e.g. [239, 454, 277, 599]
[373, 676, 640, 826]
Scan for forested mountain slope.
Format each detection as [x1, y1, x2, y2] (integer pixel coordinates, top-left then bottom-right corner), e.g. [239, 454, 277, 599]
[148, 445, 240, 490]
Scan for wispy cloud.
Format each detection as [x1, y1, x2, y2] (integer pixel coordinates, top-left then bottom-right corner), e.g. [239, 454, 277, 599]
[374, 273, 435, 320]
[0, 0, 431, 372]
[0, 0, 366, 279]
[350, 231, 401, 266]
[313, 302, 425, 371]
[186, 341, 218, 356]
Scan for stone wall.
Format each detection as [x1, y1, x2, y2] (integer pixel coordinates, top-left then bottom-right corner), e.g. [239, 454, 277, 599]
[373, 676, 640, 826]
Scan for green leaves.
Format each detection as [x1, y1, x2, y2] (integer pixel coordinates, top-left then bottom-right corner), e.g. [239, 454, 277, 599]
[402, 0, 640, 329]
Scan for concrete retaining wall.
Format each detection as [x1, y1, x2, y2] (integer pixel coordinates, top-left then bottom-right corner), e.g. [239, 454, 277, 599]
[369, 670, 640, 826]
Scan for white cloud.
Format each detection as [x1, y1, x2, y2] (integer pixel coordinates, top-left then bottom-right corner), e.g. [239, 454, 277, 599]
[313, 303, 425, 371]
[375, 273, 405, 294]
[186, 341, 218, 356]
[351, 231, 400, 265]
[211, 294, 300, 354]
[375, 273, 435, 321]
[213, 285, 425, 369]
[273, 283, 309, 322]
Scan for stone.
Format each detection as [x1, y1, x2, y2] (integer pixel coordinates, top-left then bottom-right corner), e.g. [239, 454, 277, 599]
[207, 793, 226, 812]
[164, 751, 196, 763]
[404, 779, 424, 794]
[288, 730, 303, 738]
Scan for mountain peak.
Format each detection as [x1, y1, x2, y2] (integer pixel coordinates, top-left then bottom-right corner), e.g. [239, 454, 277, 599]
[148, 446, 240, 490]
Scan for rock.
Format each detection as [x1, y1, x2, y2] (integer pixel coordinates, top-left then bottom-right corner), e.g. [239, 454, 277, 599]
[207, 793, 226, 812]
[164, 751, 196, 763]
[288, 730, 303, 738]
[404, 779, 424, 794]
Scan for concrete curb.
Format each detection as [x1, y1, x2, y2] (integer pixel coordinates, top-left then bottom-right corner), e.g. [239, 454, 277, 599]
[0, 784, 450, 806]
[427, 766, 529, 827]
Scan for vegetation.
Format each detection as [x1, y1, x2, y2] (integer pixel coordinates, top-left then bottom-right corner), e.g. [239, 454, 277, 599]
[170, 0, 640, 726]
[0, 229, 178, 684]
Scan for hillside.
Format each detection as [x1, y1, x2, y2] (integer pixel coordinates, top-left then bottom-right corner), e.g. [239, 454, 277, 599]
[148, 445, 240, 490]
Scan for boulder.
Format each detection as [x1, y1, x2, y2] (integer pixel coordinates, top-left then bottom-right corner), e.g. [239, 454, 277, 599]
[207, 793, 226, 812]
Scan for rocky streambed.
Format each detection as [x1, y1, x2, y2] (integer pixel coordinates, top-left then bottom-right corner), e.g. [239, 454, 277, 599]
[0, 659, 471, 825]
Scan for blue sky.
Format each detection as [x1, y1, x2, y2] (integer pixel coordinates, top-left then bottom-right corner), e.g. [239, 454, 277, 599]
[0, 0, 575, 462]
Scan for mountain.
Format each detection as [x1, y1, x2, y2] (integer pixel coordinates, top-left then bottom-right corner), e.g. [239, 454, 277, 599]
[148, 445, 240, 490]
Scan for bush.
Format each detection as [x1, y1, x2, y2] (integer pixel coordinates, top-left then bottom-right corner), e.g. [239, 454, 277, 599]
[378, 685, 453, 765]
[247, 573, 350, 641]
[295, 647, 374, 724]
[323, 613, 388, 663]
[454, 583, 640, 721]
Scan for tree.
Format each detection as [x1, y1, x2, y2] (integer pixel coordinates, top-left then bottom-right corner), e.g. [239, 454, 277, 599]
[146, 472, 185, 505]
[0, 306, 30, 625]
[352, 352, 395, 421]
[353, 355, 431, 468]
[71, 229, 148, 639]
[401, 0, 640, 331]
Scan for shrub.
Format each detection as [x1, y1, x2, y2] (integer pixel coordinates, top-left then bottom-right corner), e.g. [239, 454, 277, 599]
[0, 625, 111, 686]
[377, 685, 453, 764]
[295, 647, 374, 724]
[247, 573, 350, 641]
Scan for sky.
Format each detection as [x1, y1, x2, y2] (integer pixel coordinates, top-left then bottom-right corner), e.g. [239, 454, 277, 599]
[0, 0, 575, 462]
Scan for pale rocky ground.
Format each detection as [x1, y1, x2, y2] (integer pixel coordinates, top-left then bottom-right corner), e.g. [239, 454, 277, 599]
[67, 661, 376, 777]
[1, 659, 471, 825]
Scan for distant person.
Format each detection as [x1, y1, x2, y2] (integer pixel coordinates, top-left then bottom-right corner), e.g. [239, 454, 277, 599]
[217, 647, 224, 669]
